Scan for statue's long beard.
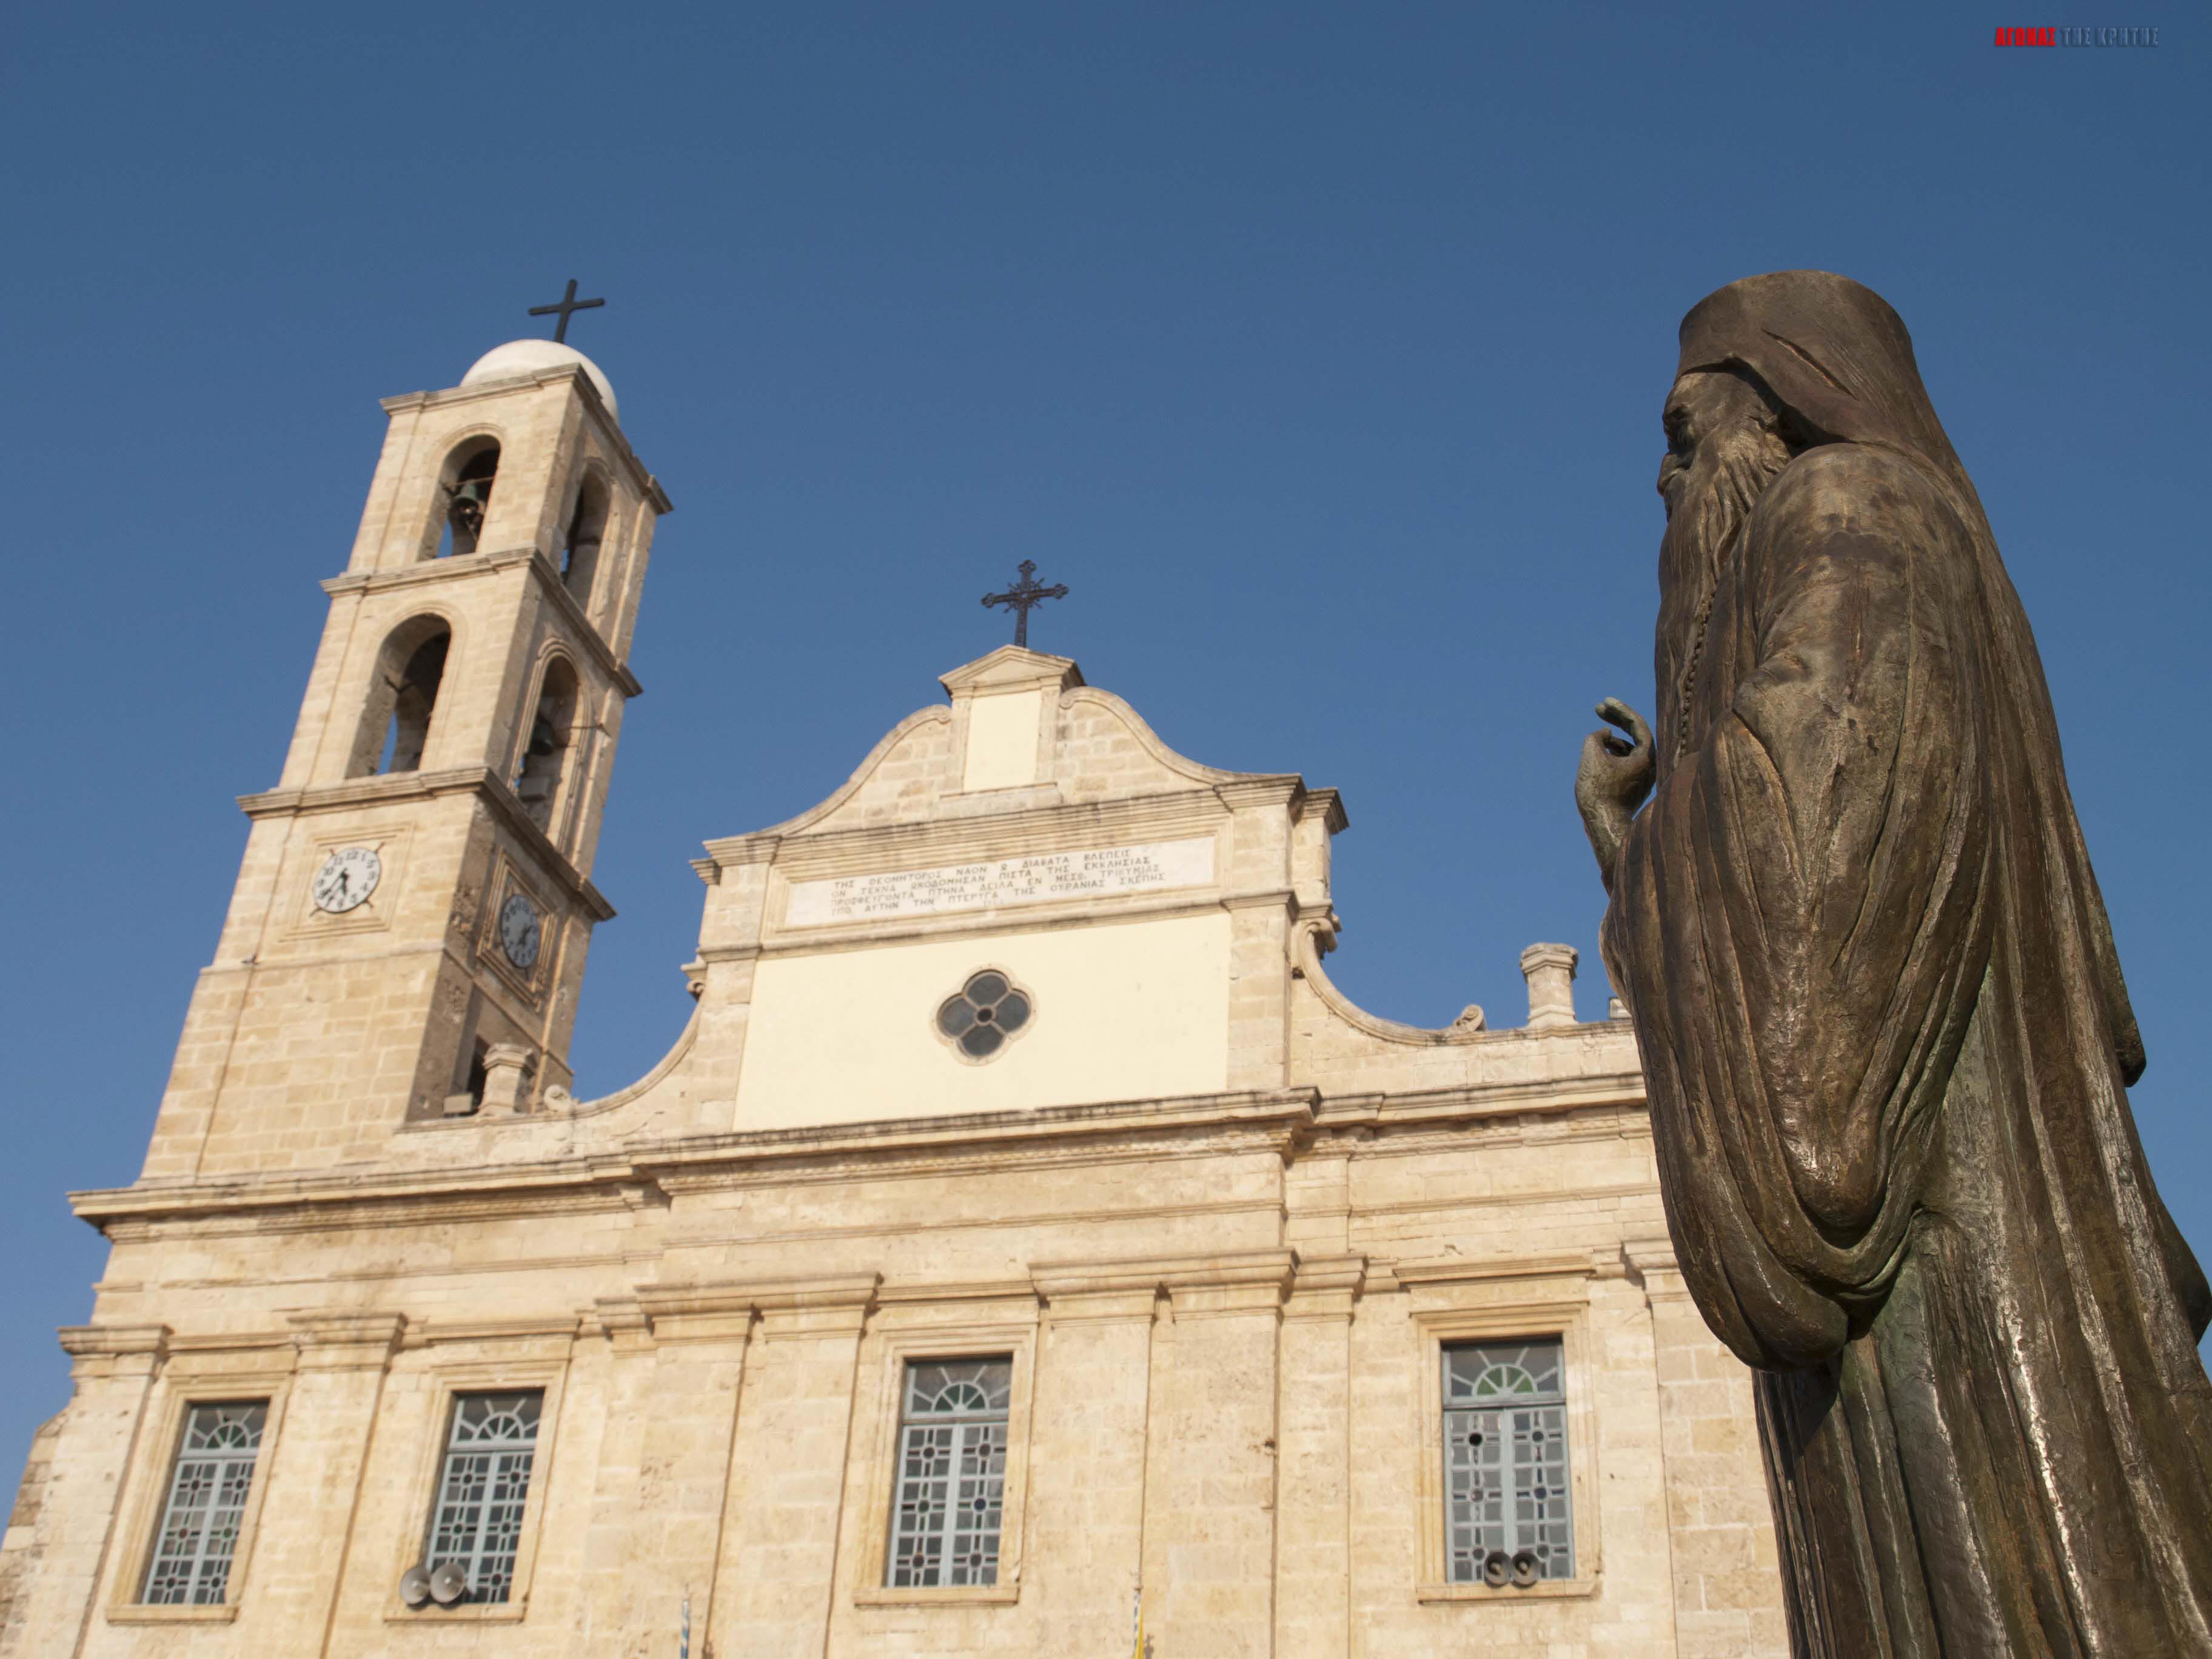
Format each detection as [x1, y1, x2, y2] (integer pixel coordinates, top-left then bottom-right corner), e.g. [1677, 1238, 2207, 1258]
[1655, 440, 1791, 760]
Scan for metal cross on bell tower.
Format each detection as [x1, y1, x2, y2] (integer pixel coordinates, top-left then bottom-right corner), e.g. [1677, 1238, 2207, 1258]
[981, 560, 1070, 648]
[527, 278, 605, 344]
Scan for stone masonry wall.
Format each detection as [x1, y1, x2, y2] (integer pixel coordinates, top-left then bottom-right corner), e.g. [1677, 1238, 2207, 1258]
[12, 1096, 1786, 1659]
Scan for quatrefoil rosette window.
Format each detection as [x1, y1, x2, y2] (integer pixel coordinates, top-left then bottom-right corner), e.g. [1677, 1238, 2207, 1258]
[934, 970, 1034, 1061]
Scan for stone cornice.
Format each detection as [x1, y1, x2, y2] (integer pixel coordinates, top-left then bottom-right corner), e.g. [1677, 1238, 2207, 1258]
[1288, 1253, 1369, 1296]
[161, 1329, 303, 1359]
[72, 1092, 1318, 1238]
[73, 1158, 663, 1233]
[1296, 786, 1349, 834]
[1620, 1236, 1695, 1305]
[238, 766, 615, 922]
[1212, 776, 1304, 813]
[939, 646, 1084, 697]
[1030, 1247, 1297, 1302]
[635, 1273, 881, 1344]
[696, 789, 1232, 882]
[58, 1323, 170, 1358]
[713, 894, 1275, 965]
[402, 1315, 584, 1348]
[520, 547, 645, 695]
[380, 365, 671, 512]
[874, 1277, 1039, 1307]
[320, 546, 644, 697]
[1312, 1073, 1647, 1128]
[69, 1078, 1646, 1237]
[638, 1091, 1319, 1190]
[1393, 1250, 1598, 1287]
[287, 1310, 408, 1369]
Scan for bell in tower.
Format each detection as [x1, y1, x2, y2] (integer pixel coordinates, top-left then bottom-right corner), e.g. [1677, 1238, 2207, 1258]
[440, 442, 500, 557]
[513, 659, 578, 831]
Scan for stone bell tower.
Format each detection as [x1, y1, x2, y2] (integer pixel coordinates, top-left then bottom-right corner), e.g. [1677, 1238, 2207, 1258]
[138, 337, 669, 1182]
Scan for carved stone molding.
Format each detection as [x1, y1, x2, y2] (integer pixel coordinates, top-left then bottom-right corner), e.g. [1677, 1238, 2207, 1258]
[58, 1323, 170, 1377]
[1282, 1252, 1367, 1322]
[1032, 1247, 1297, 1322]
[1619, 1236, 1693, 1305]
[631, 1272, 882, 1346]
[287, 1311, 407, 1370]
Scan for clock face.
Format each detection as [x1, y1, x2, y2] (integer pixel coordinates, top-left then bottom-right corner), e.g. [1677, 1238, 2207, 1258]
[498, 894, 542, 970]
[311, 846, 382, 914]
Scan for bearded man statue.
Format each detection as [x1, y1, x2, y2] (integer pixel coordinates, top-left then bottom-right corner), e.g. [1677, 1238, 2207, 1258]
[1577, 270, 2212, 1655]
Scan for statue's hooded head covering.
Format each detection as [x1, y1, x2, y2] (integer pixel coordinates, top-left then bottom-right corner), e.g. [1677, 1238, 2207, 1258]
[1675, 270, 1983, 521]
[1674, 270, 2140, 1086]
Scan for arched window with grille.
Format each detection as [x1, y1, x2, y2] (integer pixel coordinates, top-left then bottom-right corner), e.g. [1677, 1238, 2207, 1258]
[1441, 1337, 1575, 1585]
[139, 1401, 269, 1606]
[885, 1358, 1012, 1588]
[421, 1390, 542, 1604]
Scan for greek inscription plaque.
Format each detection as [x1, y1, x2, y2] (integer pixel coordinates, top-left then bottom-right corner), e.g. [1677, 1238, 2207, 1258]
[785, 836, 1215, 927]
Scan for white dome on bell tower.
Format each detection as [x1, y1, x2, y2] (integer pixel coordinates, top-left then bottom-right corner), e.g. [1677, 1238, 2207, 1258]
[460, 339, 617, 421]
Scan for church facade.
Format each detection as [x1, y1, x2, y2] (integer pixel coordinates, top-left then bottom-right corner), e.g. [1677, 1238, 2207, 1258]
[0, 343, 1785, 1657]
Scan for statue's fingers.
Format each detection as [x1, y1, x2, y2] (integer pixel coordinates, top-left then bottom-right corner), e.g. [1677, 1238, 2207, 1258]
[1598, 698, 1654, 751]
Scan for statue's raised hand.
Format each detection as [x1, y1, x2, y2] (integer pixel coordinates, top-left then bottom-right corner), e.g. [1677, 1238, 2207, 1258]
[1576, 697, 1654, 888]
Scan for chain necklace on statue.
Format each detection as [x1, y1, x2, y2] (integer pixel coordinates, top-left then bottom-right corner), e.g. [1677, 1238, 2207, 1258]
[1672, 521, 1751, 763]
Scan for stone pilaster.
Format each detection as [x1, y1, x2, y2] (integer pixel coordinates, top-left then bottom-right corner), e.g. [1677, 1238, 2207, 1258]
[1025, 1267, 1160, 1652]
[2, 1326, 167, 1659]
[574, 1297, 659, 1646]
[599, 1288, 756, 1647]
[707, 1275, 877, 1659]
[1275, 1256, 1362, 1659]
[255, 1313, 404, 1657]
[1629, 1238, 1789, 1657]
[1225, 899, 1291, 1089]
[0, 1409, 62, 1647]
[1139, 1250, 1290, 1659]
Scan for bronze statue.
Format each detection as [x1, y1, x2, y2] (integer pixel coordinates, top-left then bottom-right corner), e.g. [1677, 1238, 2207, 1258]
[1578, 270, 2212, 1654]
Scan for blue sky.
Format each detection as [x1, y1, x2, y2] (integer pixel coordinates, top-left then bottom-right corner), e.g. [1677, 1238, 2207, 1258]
[2, 2, 2204, 1466]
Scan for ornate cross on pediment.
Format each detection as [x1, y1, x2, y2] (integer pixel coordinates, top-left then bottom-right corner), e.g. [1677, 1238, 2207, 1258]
[981, 560, 1069, 648]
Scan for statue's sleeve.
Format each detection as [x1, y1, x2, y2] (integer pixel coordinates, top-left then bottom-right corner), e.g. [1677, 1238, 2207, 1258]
[1603, 446, 1995, 1369]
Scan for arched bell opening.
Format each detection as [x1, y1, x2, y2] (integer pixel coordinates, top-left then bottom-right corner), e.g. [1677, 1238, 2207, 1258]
[512, 658, 580, 834]
[433, 438, 501, 559]
[561, 473, 611, 608]
[349, 617, 453, 778]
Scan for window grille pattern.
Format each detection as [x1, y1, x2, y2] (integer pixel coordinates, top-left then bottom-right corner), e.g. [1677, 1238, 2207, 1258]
[142, 1401, 267, 1604]
[426, 1390, 542, 1604]
[887, 1358, 1011, 1587]
[935, 972, 1031, 1061]
[1443, 1339, 1574, 1582]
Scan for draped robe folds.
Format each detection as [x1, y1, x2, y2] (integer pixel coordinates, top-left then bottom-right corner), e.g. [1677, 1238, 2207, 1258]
[1601, 437, 2212, 1655]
